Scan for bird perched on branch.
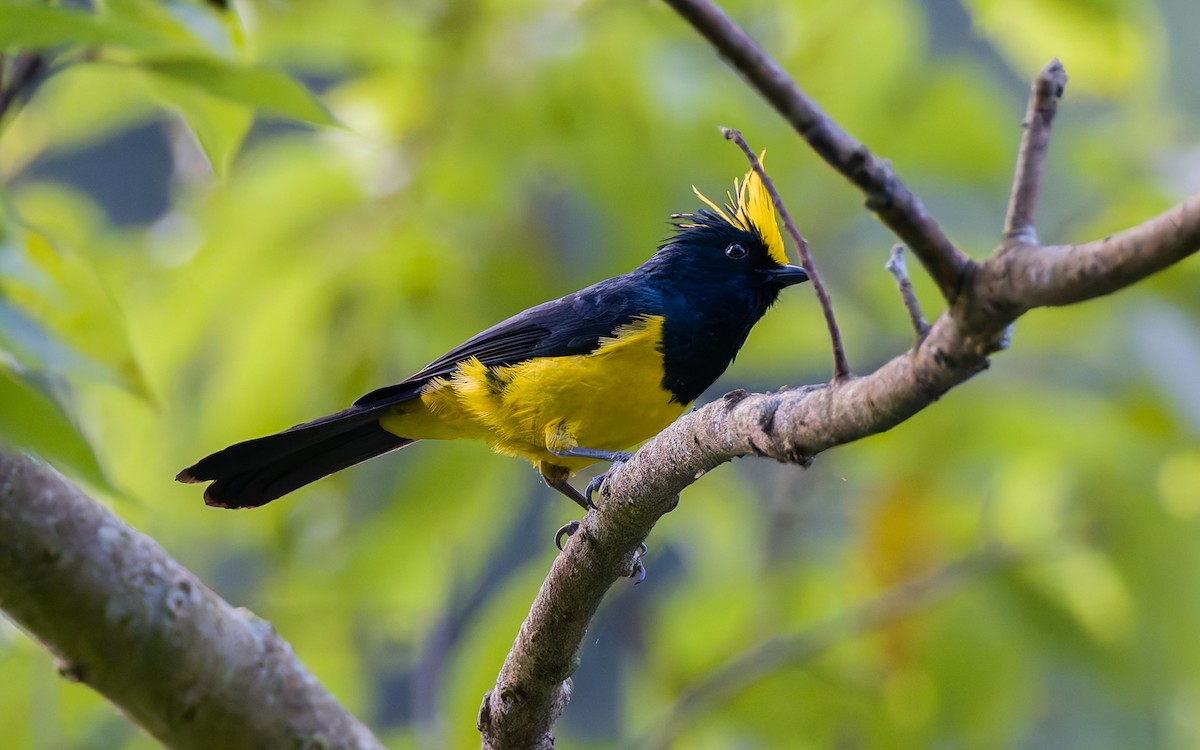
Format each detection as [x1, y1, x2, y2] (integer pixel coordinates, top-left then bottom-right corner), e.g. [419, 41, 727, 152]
[178, 165, 808, 510]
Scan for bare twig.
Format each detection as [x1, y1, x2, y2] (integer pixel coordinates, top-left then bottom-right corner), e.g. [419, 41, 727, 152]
[0, 451, 385, 750]
[722, 127, 851, 380]
[661, 0, 973, 303]
[635, 545, 1020, 750]
[885, 244, 931, 340]
[1003, 59, 1068, 246]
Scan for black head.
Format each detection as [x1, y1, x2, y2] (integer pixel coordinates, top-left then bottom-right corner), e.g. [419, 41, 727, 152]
[643, 168, 809, 404]
[659, 208, 808, 307]
[653, 165, 809, 319]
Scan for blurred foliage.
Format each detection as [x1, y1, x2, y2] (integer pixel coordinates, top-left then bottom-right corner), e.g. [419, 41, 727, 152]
[1, 0, 1198, 748]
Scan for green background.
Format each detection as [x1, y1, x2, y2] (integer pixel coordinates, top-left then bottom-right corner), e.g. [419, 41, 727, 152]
[2, 0, 1199, 747]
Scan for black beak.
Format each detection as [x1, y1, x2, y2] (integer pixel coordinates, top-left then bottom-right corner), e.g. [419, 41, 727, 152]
[763, 264, 809, 287]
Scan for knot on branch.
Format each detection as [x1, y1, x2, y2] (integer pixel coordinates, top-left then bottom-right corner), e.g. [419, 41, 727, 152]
[788, 449, 816, 467]
[756, 394, 780, 434]
[722, 388, 750, 406]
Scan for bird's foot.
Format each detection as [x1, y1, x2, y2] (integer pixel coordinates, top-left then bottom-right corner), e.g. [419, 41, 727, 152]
[582, 452, 633, 507]
[554, 521, 648, 584]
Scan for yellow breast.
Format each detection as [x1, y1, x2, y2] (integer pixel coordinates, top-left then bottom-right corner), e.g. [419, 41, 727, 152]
[378, 315, 688, 473]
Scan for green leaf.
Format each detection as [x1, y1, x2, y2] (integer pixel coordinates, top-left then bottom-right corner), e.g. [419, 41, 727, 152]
[962, 0, 1155, 95]
[1, 200, 152, 401]
[139, 55, 335, 126]
[0, 297, 128, 389]
[142, 73, 254, 178]
[0, 4, 176, 53]
[0, 364, 111, 492]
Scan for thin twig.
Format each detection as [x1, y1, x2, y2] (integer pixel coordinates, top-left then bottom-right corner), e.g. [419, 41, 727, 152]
[885, 244, 930, 341]
[722, 127, 851, 381]
[662, 0, 973, 303]
[0, 52, 47, 126]
[634, 546, 1020, 750]
[1003, 59, 1068, 246]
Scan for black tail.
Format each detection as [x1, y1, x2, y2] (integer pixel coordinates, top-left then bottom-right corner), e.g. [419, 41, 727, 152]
[177, 405, 414, 509]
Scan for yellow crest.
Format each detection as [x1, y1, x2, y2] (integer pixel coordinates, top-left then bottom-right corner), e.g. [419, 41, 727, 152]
[688, 157, 788, 266]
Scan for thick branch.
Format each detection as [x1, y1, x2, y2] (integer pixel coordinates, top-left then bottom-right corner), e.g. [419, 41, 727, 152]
[478, 306, 994, 747]
[477, 503, 642, 750]
[977, 195, 1200, 316]
[0, 450, 384, 750]
[662, 0, 973, 302]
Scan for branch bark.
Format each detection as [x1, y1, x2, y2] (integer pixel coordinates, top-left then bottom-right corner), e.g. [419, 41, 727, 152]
[0, 450, 385, 750]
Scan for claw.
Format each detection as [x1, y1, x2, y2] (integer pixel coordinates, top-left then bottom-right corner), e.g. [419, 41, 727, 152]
[584, 473, 607, 508]
[628, 540, 649, 583]
[583, 452, 633, 507]
[555, 520, 581, 551]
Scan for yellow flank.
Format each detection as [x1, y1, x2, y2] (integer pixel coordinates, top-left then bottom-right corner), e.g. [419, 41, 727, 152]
[377, 315, 688, 474]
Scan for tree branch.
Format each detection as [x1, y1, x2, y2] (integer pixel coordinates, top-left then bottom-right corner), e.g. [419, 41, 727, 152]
[0, 450, 385, 750]
[661, 0, 974, 303]
[478, 34, 1200, 747]
[980, 195, 1200, 313]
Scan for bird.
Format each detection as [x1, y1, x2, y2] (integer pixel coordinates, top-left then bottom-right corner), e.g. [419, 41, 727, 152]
[177, 165, 808, 511]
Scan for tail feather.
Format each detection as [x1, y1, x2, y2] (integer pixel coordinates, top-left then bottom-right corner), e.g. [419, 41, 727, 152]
[178, 405, 414, 509]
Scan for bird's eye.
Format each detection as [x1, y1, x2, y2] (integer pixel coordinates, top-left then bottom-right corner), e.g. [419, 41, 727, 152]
[725, 243, 748, 260]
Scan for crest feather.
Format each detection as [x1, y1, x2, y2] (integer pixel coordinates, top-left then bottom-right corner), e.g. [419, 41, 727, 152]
[683, 155, 788, 266]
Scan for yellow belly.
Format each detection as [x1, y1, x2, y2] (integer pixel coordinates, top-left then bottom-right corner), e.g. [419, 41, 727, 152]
[377, 315, 688, 473]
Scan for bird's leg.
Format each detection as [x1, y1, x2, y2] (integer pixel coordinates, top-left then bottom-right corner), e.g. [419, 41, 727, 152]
[549, 446, 634, 508]
[542, 451, 647, 581]
[550, 449, 649, 582]
[539, 463, 592, 510]
[551, 446, 635, 463]
[538, 461, 593, 555]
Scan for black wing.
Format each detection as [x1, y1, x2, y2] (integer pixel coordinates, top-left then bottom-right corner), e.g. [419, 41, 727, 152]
[354, 272, 660, 406]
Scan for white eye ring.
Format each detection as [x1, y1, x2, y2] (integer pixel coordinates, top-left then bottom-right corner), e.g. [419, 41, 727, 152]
[725, 243, 748, 260]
